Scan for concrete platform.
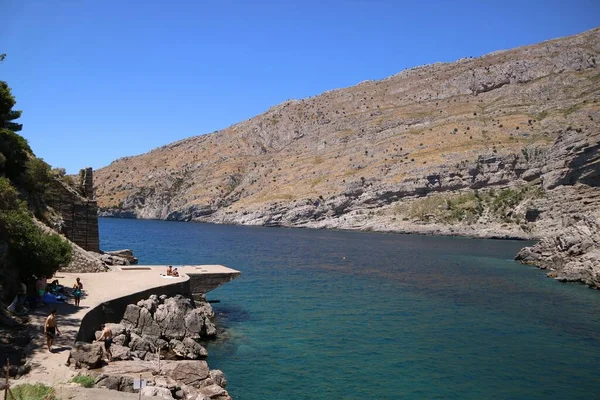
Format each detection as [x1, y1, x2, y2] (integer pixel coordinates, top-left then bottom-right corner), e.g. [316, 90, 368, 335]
[118, 264, 242, 295]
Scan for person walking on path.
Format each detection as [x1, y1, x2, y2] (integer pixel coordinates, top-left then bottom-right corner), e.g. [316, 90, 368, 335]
[73, 277, 83, 307]
[96, 325, 113, 362]
[44, 308, 61, 352]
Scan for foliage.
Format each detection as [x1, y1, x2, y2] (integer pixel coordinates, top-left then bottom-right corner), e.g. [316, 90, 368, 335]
[0, 177, 72, 280]
[21, 157, 54, 203]
[0, 128, 31, 181]
[71, 374, 96, 388]
[402, 185, 543, 228]
[10, 383, 57, 400]
[0, 208, 72, 279]
[0, 80, 23, 132]
[0, 176, 23, 210]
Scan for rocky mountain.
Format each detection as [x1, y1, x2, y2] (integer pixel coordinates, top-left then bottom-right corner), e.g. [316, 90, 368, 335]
[96, 28, 599, 242]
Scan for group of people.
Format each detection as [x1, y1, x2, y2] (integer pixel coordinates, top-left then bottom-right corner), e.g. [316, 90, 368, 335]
[43, 276, 112, 362]
[166, 265, 180, 277]
[41, 276, 84, 353]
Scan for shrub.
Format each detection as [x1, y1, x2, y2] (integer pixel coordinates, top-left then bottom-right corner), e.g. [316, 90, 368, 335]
[0, 128, 31, 181]
[72, 375, 96, 388]
[0, 208, 72, 279]
[10, 383, 57, 400]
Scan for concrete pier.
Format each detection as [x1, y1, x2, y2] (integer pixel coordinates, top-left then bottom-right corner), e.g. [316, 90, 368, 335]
[118, 264, 242, 295]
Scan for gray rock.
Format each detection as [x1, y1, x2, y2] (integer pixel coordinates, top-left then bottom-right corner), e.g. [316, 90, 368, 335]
[113, 333, 129, 346]
[105, 249, 139, 265]
[517, 214, 600, 288]
[95, 374, 135, 393]
[110, 344, 132, 361]
[138, 307, 161, 337]
[209, 370, 227, 388]
[159, 360, 210, 388]
[196, 384, 230, 400]
[129, 332, 154, 353]
[67, 341, 105, 369]
[122, 304, 142, 326]
[154, 296, 194, 340]
[141, 386, 174, 399]
[170, 338, 207, 360]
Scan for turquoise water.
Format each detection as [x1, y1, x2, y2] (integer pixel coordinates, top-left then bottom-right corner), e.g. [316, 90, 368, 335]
[99, 218, 600, 399]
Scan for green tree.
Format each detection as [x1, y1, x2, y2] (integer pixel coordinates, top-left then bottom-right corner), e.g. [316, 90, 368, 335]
[0, 81, 30, 181]
[0, 81, 23, 132]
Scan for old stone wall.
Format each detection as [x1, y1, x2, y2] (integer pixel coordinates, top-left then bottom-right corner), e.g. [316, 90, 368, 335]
[49, 168, 100, 253]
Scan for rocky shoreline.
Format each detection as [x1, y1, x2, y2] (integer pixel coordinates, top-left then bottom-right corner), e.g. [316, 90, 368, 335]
[67, 294, 231, 400]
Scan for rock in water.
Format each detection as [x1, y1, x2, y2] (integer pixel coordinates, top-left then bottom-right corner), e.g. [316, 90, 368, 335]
[516, 214, 600, 288]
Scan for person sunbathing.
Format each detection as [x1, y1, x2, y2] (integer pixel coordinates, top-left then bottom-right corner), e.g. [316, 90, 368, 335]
[172, 268, 180, 277]
[166, 266, 173, 276]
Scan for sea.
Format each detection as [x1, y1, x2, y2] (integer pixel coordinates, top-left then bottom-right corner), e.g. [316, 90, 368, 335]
[99, 217, 600, 400]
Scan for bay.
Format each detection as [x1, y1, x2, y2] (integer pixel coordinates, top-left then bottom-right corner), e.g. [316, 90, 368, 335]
[99, 217, 600, 399]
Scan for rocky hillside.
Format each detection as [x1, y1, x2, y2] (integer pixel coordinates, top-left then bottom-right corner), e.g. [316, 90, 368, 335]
[95, 28, 599, 241]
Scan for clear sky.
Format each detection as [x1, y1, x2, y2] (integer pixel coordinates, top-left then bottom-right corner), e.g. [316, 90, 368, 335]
[0, 0, 598, 173]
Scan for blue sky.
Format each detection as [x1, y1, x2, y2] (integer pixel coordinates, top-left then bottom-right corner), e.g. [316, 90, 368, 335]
[0, 0, 598, 173]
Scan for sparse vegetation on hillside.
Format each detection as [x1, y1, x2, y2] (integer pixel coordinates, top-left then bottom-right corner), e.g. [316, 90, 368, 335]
[401, 185, 543, 228]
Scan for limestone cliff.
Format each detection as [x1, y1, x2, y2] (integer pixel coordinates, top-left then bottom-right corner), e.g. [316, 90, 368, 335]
[95, 29, 599, 285]
[96, 28, 599, 238]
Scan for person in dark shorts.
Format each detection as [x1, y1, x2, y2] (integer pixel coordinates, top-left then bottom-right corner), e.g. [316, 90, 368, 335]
[96, 324, 113, 362]
[44, 309, 61, 351]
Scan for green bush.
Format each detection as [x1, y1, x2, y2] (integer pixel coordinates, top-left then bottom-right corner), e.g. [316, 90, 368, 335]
[71, 374, 96, 388]
[0, 128, 31, 181]
[21, 157, 53, 199]
[0, 176, 23, 210]
[10, 383, 57, 400]
[0, 207, 72, 279]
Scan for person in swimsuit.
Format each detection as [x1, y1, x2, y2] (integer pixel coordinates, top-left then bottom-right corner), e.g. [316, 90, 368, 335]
[166, 266, 173, 276]
[96, 324, 113, 362]
[172, 268, 179, 277]
[44, 309, 61, 351]
[73, 277, 83, 307]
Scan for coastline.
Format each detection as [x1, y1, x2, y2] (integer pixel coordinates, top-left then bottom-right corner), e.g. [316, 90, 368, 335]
[98, 214, 537, 241]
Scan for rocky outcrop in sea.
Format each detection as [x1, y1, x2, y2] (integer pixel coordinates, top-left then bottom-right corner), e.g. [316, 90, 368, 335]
[517, 215, 600, 289]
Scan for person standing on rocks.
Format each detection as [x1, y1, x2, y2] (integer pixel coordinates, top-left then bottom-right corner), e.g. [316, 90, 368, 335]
[96, 324, 113, 362]
[44, 308, 61, 352]
[73, 277, 83, 307]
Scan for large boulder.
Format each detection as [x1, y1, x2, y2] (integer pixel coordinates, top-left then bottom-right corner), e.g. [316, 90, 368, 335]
[195, 384, 231, 400]
[140, 386, 174, 399]
[154, 296, 194, 340]
[159, 360, 210, 388]
[170, 338, 207, 360]
[110, 344, 132, 361]
[184, 309, 215, 339]
[138, 307, 161, 338]
[105, 249, 139, 265]
[94, 374, 135, 392]
[67, 341, 105, 369]
[122, 304, 142, 326]
[209, 370, 227, 388]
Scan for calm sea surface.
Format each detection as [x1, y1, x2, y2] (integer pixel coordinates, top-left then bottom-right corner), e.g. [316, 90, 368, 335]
[99, 217, 600, 399]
